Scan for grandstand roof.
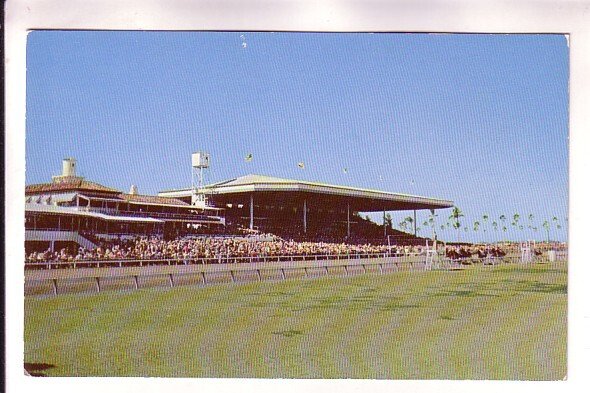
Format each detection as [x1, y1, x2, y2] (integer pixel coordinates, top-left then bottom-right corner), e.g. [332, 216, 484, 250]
[159, 174, 454, 212]
[118, 193, 191, 207]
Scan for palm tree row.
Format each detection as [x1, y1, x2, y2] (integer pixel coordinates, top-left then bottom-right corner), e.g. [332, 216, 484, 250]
[393, 207, 566, 243]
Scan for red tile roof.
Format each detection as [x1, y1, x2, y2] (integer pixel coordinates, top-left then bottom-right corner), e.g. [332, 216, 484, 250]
[25, 179, 121, 194]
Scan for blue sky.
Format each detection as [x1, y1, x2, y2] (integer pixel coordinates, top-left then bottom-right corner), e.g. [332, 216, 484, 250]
[25, 31, 568, 242]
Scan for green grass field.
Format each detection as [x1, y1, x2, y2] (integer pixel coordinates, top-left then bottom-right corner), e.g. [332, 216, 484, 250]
[24, 262, 567, 379]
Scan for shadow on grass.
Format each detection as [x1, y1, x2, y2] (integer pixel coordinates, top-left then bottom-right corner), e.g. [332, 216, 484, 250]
[429, 289, 500, 298]
[501, 280, 567, 294]
[272, 329, 303, 338]
[289, 295, 419, 312]
[24, 362, 55, 377]
[491, 268, 566, 275]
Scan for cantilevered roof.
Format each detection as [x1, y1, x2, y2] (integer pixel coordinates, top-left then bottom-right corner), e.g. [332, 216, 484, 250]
[159, 174, 454, 212]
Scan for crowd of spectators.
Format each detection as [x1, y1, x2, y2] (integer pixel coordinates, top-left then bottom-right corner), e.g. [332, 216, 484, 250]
[26, 235, 400, 264]
[25, 234, 565, 266]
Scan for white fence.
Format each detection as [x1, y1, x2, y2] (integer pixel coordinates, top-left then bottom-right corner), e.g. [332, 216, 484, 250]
[24, 251, 563, 297]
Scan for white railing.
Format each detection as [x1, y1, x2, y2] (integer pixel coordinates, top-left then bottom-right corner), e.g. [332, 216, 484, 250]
[22, 251, 540, 271]
[25, 252, 426, 270]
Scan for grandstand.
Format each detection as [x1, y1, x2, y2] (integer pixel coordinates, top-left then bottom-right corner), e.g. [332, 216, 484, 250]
[25, 158, 224, 254]
[159, 173, 454, 243]
[25, 157, 454, 255]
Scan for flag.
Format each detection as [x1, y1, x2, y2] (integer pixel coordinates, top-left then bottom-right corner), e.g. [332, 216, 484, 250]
[245, 153, 253, 162]
[297, 162, 305, 169]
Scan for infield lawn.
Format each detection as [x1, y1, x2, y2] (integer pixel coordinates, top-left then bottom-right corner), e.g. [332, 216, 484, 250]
[24, 262, 567, 379]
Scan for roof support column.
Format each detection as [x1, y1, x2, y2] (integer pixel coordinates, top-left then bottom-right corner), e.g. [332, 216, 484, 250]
[383, 209, 386, 237]
[249, 193, 254, 230]
[430, 208, 436, 240]
[347, 202, 351, 239]
[414, 209, 417, 237]
[303, 198, 307, 234]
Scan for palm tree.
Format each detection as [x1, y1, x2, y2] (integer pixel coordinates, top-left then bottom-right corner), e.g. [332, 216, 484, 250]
[513, 213, 520, 225]
[398, 221, 407, 233]
[384, 213, 393, 229]
[428, 212, 437, 228]
[512, 213, 520, 236]
[499, 215, 507, 241]
[510, 213, 521, 240]
[482, 214, 489, 233]
[405, 216, 415, 234]
[527, 214, 535, 238]
[543, 220, 551, 242]
[449, 207, 464, 242]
